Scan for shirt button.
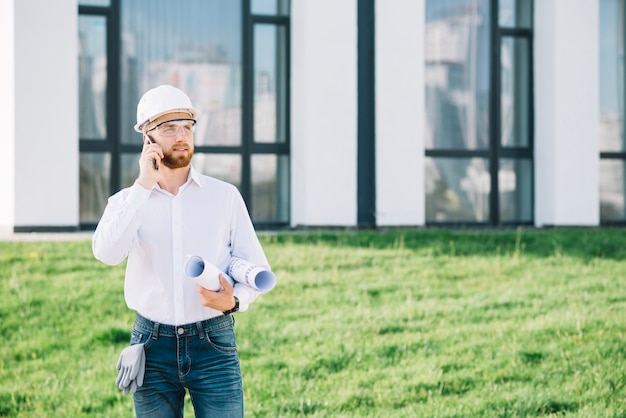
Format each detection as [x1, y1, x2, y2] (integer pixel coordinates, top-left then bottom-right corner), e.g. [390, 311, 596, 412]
[178, 328, 184, 335]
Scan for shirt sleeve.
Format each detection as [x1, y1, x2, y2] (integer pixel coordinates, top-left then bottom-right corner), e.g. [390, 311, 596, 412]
[92, 183, 152, 266]
[229, 188, 272, 311]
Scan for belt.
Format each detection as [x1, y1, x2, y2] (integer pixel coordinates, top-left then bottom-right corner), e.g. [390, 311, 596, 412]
[134, 313, 234, 338]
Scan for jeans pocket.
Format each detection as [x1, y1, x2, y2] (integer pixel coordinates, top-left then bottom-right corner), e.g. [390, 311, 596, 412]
[130, 326, 154, 349]
[204, 324, 237, 354]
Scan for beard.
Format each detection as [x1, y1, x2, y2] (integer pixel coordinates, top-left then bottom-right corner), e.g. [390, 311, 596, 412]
[160, 146, 194, 169]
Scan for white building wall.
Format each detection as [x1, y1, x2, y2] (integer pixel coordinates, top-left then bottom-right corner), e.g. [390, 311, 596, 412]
[0, 0, 16, 234]
[290, 0, 358, 227]
[534, 0, 600, 226]
[9, 0, 79, 230]
[375, 0, 425, 226]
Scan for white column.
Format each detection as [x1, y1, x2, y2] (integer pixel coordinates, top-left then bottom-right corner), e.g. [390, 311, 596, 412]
[375, 0, 425, 226]
[290, 0, 358, 227]
[534, 0, 600, 226]
[0, 0, 16, 234]
[11, 0, 79, 230]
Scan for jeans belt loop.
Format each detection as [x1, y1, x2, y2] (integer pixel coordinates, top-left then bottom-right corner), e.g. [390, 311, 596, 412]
[196, 321, 205, 339]
[152, 322, 160, 340]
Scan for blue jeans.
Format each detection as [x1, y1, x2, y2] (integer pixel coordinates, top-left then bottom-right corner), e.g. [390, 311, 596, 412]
[130, 314, 244, 418]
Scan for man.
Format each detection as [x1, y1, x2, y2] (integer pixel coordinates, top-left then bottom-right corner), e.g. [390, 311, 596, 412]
[93, 84, 271, 417]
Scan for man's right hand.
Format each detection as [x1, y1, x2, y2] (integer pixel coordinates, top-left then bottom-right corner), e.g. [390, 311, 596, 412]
[136, 137, 163, 189]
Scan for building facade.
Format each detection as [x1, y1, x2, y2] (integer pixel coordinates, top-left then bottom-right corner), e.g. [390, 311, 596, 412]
[0, 0, 621, 232]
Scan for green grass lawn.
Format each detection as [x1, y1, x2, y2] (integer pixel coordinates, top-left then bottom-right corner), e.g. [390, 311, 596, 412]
[1, 228, 626, 417]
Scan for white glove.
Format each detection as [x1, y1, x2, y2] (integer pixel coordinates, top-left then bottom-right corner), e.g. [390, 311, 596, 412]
[115, 344, 146, 395]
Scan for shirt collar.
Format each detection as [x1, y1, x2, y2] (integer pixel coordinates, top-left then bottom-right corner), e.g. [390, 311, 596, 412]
[151, 166, 202, 194]
[188, 165, 203, 187]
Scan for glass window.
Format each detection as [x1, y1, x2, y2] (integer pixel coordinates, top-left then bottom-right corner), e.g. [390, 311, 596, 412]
[425, 0, 533, 226]
[252, 154, 289, 222]
[425, 0, 491, 150]
[599, 0, 626, 224]
[499, 158, 532, 222]
[79, 0, 290, 228]
[425, 157, 490, 222]
[499, 0, 532, 28]
[600, 159, 626, 220]
[501, 37, 530, 147]
[120, 0, 243, 146]
[254, 24, 288, 143]
[252, 0, 290, 15]
[80, 153, 111, 223]
[599, 0, 624, 152]
[193, 154, 242, 190]
[79, 0, 110, 6]
[120, 153, 140, 189]
[79, 15, 107, 140]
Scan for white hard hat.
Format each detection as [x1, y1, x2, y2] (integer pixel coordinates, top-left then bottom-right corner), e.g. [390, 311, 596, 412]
[134, 84, 198, 132]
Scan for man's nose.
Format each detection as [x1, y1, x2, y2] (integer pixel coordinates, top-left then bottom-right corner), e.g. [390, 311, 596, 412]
[174, 127, 187, 140]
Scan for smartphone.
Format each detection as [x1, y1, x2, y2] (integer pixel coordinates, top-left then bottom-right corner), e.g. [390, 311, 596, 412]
[145, 135, 159, 171]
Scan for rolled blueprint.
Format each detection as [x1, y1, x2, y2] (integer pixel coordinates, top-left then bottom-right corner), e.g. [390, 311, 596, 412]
[227, 257, 276, 293]
[184, 255, 228, 291]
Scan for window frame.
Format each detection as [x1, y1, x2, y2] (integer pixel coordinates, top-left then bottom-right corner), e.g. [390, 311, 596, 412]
[424, 0, 534, 227]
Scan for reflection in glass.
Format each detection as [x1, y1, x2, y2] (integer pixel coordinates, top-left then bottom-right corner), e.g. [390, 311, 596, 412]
[425, 157, 490, 222]
[599, 0, 624, 152]
[600, 159, 626, 221]
[193, 154, 242, 190]
[252, 155, 289, 222]
[121, 153, 140, 189]
[252, 0, 290, 15]
[501, 37, 530, 147]
[79, 15, 107, 140]
[254, 24, 288, 143]
[79, 0, 110, 6]
[120, 0, 243, 146]
[498, 0, 532, 28]
[499, 158, 532, 222]
[425, 0, 491, 150]
[80, 153, 111, 223]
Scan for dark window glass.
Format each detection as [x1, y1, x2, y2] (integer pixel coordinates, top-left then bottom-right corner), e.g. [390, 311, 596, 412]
[425, 0, 491, 150]
[599, 0, 625, 224]
[425, 0, 533, 226]
[501, 37, 530, 147]
[499, 158, 532, 222]
[425, 157, 490, 222]
[194, 154, 242, 190]
[599, 0, 625, 152]
[252, 0, 289, 15]
[499, 0, 532, 28]
[80, 153, 111, 223]
[78, 15, 107, 140]
[600, 159, 626, 221]
[120, 0, 243, 146]
[79, 0, 110, 6]
[252, 154, 289, 222]
[254, 24, 288, 144]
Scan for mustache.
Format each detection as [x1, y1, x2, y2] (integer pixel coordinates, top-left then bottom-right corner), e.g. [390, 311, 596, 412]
[161, 147, 194, 169]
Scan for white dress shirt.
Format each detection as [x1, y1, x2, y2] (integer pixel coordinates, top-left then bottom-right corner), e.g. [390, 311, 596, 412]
[92, 166, 271, 325]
